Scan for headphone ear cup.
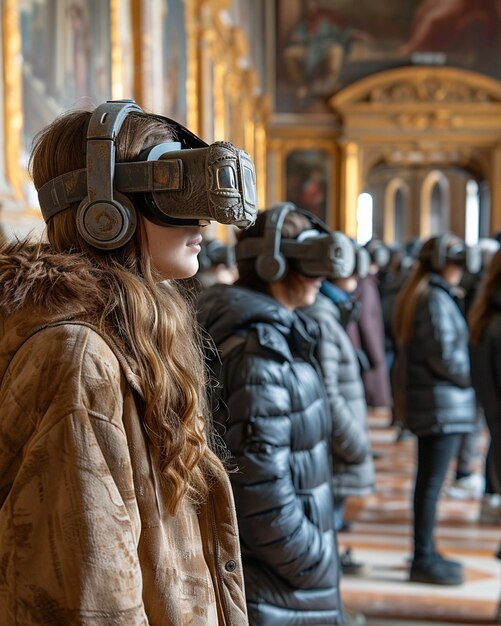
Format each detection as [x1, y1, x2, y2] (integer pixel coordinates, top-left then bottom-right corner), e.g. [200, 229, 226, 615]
[255, 251, 287, 282]
[76, 192, 137, 250]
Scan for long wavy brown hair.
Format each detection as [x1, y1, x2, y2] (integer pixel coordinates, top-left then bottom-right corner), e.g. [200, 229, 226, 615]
[393, 234, 463, 343]
[393, 262, 431, 344]
[469, 248, 501, 345]
[29, 108, 225, 514]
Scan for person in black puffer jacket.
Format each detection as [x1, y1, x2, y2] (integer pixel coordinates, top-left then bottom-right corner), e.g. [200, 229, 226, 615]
[304, 232, 375, 576]
[302, 234, 375, 552]
[469, 248, 501, 524]
[197, 204, 344, 626]
[393, 233, 477, 587]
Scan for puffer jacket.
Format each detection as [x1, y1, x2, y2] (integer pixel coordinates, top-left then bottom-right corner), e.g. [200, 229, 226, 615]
[351, 275, 393, 408]
[393, 274, 476, 436]
[303, 292, 375, 498]
[0, 242, 247, 626]
[197, 284, 343, 626]
[470, 291, 501, 493]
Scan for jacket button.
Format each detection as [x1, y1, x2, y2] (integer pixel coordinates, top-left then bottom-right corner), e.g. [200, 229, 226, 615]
[225, 559, 237, 572]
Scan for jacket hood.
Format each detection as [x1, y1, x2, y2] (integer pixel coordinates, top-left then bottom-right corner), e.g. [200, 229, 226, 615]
[197, 283, 296, 346]
[197, 282, 320, 350]
[0, 241, 111, 384]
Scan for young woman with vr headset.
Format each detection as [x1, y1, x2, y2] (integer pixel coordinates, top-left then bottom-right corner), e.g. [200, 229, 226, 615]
[0, 101, 255, 624]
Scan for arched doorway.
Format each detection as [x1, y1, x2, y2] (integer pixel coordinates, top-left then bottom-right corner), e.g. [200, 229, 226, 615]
[330, 66, 501, 240]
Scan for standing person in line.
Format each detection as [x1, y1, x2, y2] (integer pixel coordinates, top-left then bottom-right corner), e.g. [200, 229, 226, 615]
[446, 241, 500, 500]
[302, 233, 375, 578]
[349, 239, 393, 410]
[197, 203, 345, 625]
[393, 233, 477, 586]
[379, 243, 417, 440]
[0, 100, 253, 624]
[468, 248, 501, 524]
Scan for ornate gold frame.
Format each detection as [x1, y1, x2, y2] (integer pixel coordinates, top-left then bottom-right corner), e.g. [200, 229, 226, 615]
[266, 122, 340, 228]
[110, 0, 129, 99]
[268, 136, 339, 224]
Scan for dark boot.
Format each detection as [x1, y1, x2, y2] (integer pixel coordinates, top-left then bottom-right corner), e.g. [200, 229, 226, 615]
[410, 553, 464, 585]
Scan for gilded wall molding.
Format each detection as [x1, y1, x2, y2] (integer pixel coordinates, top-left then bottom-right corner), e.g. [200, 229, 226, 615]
[110, 0, 124, 99]
[2, 0, 23, 198]
[369, 80, 496, 104]
[185, 0, 199, 132]
[194, 0, 268, 234]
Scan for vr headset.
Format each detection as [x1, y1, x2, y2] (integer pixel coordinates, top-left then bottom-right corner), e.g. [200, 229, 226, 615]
[235, 202, 357, 282]
[353, 242, 370, 279]
[364, 238, 391, 270]
[198, 239, 236, 272]
[37, 100, 258, 250]
[418, 234, 481, 274]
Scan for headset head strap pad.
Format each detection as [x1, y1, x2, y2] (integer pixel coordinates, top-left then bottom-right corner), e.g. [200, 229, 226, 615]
[432, 234, 448, 271]
[254, 203, 296, 282]
[76, 100, 143, 250]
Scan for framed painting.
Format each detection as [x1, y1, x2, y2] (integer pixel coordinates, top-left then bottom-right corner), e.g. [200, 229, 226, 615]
[20, 0, 112, 155]
[271, 0, 501, 114]
[285, 149, 329, 222]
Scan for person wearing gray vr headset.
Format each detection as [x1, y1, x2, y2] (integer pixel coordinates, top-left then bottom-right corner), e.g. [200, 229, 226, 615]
[301, 232, 375, 586]
[393, 232, 477, 587]
[197, 203, 345, 625]
[0, 101, 251, 624]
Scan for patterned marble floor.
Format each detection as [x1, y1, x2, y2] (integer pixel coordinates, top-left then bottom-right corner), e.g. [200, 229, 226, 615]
[339, 409, 501, 626]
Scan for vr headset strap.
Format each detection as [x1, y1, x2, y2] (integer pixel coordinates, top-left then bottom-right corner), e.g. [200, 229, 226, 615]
[236, 233, 328, 262]
[235, 237, 262, 260]
[38, 161, 185, 221]
[281, 239, 324, 260]
[85, 101, 143, 207]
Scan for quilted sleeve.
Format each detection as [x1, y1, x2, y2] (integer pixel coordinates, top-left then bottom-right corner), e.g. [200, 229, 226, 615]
[0, 324, 149, 625]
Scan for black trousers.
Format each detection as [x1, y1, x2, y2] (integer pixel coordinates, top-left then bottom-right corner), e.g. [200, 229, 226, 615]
[413, 433, 461, 559]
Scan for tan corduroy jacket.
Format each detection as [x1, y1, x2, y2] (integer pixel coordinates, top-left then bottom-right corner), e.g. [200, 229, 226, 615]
[0, 243, 248, 625]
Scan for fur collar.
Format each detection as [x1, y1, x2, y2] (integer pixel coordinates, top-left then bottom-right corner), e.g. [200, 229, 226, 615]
[0, 240, 140, 391]
[0, 240, 104, 317]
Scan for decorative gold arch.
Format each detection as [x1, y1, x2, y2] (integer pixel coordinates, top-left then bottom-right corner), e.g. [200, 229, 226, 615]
[330, 66, 501, 237]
